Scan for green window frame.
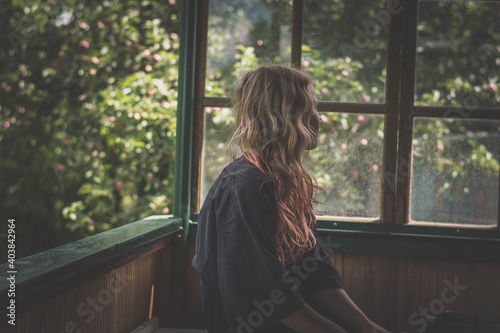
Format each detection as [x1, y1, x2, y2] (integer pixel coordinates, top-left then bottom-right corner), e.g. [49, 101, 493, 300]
[180, 0, 500, 243]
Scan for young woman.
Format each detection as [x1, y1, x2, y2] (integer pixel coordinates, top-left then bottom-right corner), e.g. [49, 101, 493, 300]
[192, 65, 391, 333]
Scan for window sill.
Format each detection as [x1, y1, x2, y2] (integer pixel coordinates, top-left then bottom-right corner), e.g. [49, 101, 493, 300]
[316, 220, 500, 263]
[188, 215, 500, 263]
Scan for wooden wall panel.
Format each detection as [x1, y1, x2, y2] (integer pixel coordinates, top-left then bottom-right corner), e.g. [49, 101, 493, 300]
[185, 243, 205, 328]
[3, 246, 173, 333]
[331, 254, 500, 333]
[154, 246, 173, 328]
[185, 244, 500, 333]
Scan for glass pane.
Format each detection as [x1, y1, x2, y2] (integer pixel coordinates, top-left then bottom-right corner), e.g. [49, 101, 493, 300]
[202, 107, 235, 200]
[206, 0, 292, 97]
[302, 0, 389, 103]
[307, 113, 384, 218]
[202, 109, 384, 219]
[415, 1, 500, 107]
[411, 118, 500, 225]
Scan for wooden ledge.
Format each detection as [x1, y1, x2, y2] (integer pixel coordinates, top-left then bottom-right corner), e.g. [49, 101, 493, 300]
[0, 215, 183, 309]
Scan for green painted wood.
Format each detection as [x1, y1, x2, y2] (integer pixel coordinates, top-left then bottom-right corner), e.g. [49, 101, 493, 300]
[315, 232, 500, 263]
[0, 216, 182, 307]
[315, 220, 500, 240]
[173, 0, 197, 240]
[170, 0, 199, 327]
[187, 221, 500, 263]
[190, 213, 500, 240]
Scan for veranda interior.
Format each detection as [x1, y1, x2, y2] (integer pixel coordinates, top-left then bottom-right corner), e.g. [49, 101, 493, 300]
[1, 0, 499, 332]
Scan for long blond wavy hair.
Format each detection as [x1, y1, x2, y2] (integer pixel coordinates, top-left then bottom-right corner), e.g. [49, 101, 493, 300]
[229, 64, 322, 266]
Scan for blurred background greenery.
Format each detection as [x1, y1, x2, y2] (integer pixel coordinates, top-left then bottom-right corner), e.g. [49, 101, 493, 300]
[1, 0, 180, 260]
[1, 0, 499, 261]
[202, 0, 500, 223]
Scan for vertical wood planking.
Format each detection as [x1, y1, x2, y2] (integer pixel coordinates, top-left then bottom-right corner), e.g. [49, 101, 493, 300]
[420, 258, 431, 320]
[185, 242, 205, 328]
[361, 255, 374, 320]
[396, 257, 407, 331]
[343, 254, 360, 306]
[371, 256, 383, 325]
[493, 263, 500, 317]
[459, 261, 471, 314]
[387, 256, 399, 332]
[468, 261, 482, 316]
[412, 259, 423, 326]
[429, 258, 440, 321]
[332, 253, 345, 280]
[2, 250, 169, 333]
[154, 246, 173, 328]
[184, 244, 500, 332]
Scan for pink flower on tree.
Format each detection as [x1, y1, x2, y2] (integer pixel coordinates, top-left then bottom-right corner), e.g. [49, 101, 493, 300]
[115, 181, 124, 191]
[80, 41, 90, 49]
[357, 115, 366, 125]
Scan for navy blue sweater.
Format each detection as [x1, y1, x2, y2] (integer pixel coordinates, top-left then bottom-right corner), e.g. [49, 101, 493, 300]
[192, 155, 343, 333]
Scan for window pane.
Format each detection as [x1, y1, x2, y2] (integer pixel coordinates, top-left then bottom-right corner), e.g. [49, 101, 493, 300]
[202, 109, 384, 219]
[202, 107, 234, 200]
[411, 118, 500, 225]
[307, 113, 384, 219]
[302, 0, 389, 103]
[206, 0, 292, 97]
[415, 1, 500, 107]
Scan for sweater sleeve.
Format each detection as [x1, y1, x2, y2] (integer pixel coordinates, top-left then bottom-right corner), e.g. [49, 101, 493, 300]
[285, 222, 343, 294]
[216, 173, 305, 333]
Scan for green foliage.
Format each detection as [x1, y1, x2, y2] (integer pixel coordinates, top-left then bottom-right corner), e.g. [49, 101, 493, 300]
[0, 0, 180, 259]
[1, 0, 499, 261]
[203, 0, 499, 224]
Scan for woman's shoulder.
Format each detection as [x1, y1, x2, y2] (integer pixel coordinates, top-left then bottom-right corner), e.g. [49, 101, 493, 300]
[212, 155, 274, 198]
[221, 155, 268, 182]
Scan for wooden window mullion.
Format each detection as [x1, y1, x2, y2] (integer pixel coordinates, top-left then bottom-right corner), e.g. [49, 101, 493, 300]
[317, 102, 386, 114]
[382, 6, 404, 223]
[191, 0, 210, 212]
[395, 0, 419, 224]
[291, 0, 304, 68]
[412, 106, 500, 120]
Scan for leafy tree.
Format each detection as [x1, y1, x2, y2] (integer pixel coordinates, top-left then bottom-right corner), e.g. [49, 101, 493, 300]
[0, 0, 180, 260]
[1, 0, 499, 262]
[203, 0, 499, 224]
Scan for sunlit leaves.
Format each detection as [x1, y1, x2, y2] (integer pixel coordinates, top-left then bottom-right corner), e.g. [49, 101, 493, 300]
[0, 0, 180, 256]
